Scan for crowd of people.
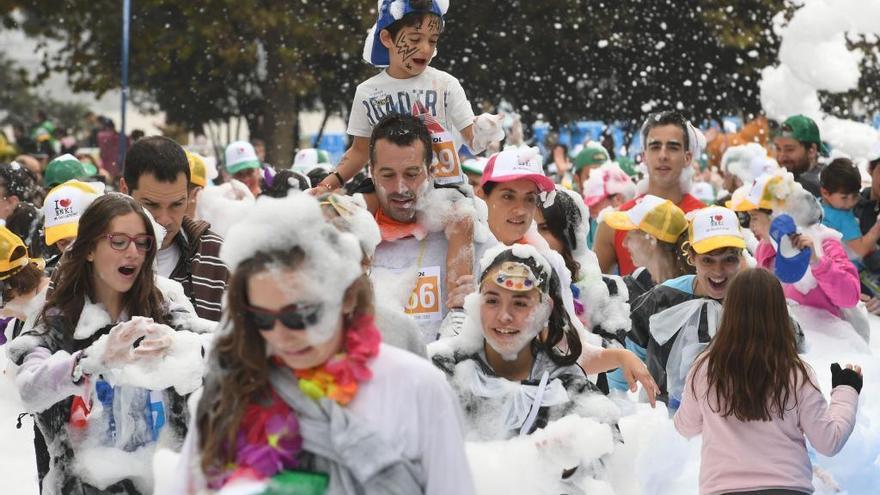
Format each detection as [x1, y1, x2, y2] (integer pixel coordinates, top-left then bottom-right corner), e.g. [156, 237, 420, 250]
[1, 1, 876, 494]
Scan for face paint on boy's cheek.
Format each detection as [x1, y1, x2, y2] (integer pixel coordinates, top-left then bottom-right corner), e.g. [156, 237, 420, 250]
[394, 33, 418, 63]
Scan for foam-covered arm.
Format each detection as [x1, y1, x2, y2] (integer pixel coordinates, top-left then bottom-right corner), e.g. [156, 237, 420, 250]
[15, 347, 88, 413]
[672, 365, 703, 438]
[812, 239, 861, 309]
[798, 373, 859, 456]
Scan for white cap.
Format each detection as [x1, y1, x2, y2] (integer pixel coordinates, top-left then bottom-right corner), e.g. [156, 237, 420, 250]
[224, 141, 261, 175]
[43, 180, 102, 246]
[292, 148, 331, 175]
[687, 206, 746, 254]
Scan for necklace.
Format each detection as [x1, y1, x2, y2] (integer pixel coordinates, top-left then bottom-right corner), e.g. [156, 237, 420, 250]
[218, 315, 382, 488]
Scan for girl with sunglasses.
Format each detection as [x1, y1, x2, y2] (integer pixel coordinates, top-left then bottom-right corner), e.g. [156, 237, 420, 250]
[176, 194, 474, 494]
[7, 193, 210, 494]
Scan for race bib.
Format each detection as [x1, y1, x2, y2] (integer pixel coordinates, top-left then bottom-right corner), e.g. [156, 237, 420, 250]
[405, 266, 443, 322]
[431, 132, 463, 185]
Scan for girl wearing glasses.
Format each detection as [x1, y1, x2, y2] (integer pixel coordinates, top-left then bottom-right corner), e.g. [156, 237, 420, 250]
[7, 193, 211, 494]
[175, 194, 474, 494]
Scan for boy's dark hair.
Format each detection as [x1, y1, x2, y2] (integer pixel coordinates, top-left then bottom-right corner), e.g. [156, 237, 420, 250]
[820, 158, 860, 195]
[384, 0, 443, 41]
[640, 111, 690, 151]
[869, 158, 880, 174]
[123, 136, 190, 191]
[0, 163, 38, 203]
[262, 170, 311, 198]
[368, 114, 433, 168]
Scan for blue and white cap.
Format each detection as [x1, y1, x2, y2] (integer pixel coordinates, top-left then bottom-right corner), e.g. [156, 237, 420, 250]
[769, 214, 812, 284]
[363, 0, 449, 67]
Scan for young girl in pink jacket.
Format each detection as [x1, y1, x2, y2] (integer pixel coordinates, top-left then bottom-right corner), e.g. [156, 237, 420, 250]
[674, 268, 862, 495]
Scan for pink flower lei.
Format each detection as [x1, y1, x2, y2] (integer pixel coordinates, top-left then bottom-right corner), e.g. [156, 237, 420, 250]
[214, 315, 382, 488]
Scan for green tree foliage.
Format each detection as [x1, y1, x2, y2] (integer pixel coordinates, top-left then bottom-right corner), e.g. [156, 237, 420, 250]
[10, 0, 875, 163]
[438, 0, 787, 141]
[2, 0, 373, 167]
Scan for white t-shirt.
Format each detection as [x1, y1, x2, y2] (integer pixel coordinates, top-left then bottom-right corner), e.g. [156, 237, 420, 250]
[169, 344, 476, 495]
[156, 242, 181, 278]
[347, 67, 475, 151]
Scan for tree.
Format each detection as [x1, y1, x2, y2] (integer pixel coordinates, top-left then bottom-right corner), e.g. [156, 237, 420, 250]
[2, 0, 374, 167]
[438, 0, 786, 143]
[0, 53, 89, 137]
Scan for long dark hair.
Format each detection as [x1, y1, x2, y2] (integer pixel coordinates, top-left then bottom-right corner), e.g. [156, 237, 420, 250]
[480, 249, 581, 367]
[692, 268, 815, 421]
[197, 246, 374, 476]
[40, 193, 167, 337]
[539, 190, 582, 280]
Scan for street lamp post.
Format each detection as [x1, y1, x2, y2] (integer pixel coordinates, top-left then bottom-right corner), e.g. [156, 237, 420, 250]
[119, 0, 131, 169]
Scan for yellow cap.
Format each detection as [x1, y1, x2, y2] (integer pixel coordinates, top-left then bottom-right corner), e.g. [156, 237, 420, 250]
[0, 227, 31, 278]
[604, 195, 688, 244]
[687, 206, 746, 254]
[43, 180, 101, 246]
[726, 185, 757, 211]
[186, 151, 208, 188]
[731, 172, 794, 212]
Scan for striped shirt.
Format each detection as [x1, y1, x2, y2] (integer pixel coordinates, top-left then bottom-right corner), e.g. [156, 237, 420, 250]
[170, 217, 229, 321]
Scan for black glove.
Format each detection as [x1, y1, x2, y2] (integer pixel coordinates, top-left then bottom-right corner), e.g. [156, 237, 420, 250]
[831, 363, 862, 394]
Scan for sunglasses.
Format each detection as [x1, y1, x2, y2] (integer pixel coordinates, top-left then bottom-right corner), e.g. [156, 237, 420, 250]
[243, 303, 322, 331]
[105, 233, 154, 252]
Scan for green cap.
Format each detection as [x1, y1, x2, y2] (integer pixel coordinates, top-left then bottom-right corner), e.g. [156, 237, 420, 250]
[780, 115, 830, 156]
[574, 143, 610, 172]
[44, 154, 88, 188]
[616, 156, 639, 177]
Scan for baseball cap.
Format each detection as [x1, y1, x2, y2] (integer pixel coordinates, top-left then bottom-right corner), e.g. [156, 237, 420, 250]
[43, 180, 101, 246]
[44, 154, 88, 188]
[480, 146, 555, 193]
[0, 226, 31, 277]
[292, 148, 331, 175]
[462, 157, 489, 176]
[616, 156, 639, 177]
[363, 0, 448, 67]
[725, 185, 754, 211]
[687, 206, 746, 254]
[224, 141, 262, 176]
[730, 171, 796, 212]
[604, 195, 688, 244]
[779, 115, 830, 156]
[574, 142, 610, 172]
[769, 214, 812, 283]
[186, 151, 208, 188]
[582, 162, 636, 207]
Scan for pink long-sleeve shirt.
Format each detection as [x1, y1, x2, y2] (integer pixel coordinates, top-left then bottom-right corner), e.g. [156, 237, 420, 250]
[674, 362, 859, 495]
[755, 239, 860, 318]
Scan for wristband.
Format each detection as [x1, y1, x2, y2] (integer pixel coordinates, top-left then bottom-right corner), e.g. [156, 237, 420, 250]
[332, 171, 345, 187]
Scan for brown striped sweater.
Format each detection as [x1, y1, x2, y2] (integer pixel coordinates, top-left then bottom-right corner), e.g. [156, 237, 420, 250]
[170, 216, 229, 321]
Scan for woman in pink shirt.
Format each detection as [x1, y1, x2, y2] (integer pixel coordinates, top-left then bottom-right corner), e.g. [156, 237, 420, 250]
[674, 268, 862, 495]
